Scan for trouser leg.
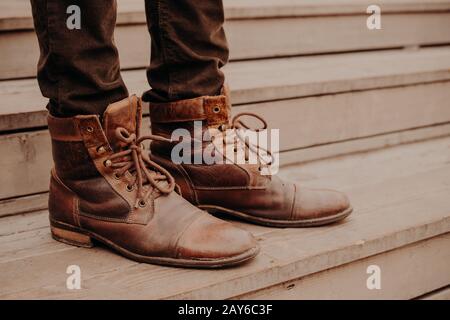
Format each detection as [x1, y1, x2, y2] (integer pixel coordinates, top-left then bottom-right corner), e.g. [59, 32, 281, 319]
[30, 0, 128, 117]
[143, 0, 229, 103]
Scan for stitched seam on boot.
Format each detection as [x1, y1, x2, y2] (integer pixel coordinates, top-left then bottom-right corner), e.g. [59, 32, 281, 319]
[178, 164, 199, 204]
[77, 210, 129, 223]
[289, 183, 297, 221]
[73, 197, 81, 228]
[194, 186, 266, 191]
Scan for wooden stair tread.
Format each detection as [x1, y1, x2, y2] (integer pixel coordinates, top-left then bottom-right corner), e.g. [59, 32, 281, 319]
[1, 46, 450, 132]
[2, 1, 450, 79]
[2, 0, 450, 31]
[2, 47, 450, 200]
[1, 136, 449, 299]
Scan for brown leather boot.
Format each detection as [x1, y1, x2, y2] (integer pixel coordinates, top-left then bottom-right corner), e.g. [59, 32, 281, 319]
[148, 88, 352, 227]
[47, 95, 259, 268]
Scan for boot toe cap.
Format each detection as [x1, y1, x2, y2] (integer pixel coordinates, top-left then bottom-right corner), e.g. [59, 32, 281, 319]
[292, 185, 351, 221]
[176, 213, 259, 262]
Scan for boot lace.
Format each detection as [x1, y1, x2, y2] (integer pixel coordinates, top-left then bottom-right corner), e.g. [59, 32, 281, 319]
[104, 127, 175, 208]
[213, 112, 274, 171]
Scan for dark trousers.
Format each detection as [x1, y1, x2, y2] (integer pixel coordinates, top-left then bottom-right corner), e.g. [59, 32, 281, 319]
[30, 0, 229, 117]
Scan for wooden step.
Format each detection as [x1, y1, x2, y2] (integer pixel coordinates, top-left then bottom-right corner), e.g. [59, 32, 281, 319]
[2, 47, 450, 132]
[4, 122, 450, 218]
[1, 0, 450, 79]
[1, 136, 449, 299]
[1, 48, 450, 201]
[240, 234, 450, 299]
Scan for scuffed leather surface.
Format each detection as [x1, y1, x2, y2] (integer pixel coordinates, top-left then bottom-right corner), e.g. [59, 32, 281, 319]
[176, 213, 257, 259]
[51, 139, 130, 220]
[292, 186, 351, 220]
[182, 163, 250, 188]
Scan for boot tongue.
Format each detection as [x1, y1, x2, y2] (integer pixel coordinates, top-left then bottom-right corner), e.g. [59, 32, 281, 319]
[102, 96, 142, 152]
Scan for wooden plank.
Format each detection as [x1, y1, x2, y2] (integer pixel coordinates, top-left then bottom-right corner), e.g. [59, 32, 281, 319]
[420, 286, 450, 300]
[277, 137, 450, 197]
[224, 0, 450, 19]
[3, 0, 450, 31]
[244, 81, 450, 151]
[236, 233, 450, 299]
[5, 122, 450, 215]
[2, 122, 450, 217]
[281, 122, 450, 165]
[4, 135, 450, 224]
[0, 130, 52, 200]
[164, 168, 450, 299]
[1, 137, 450, 299]
[0, 193, 48, 218]
[227, 13, 450, 59]
[0, 210, 48, 237]
[1, 80, 450, 200]
[2, 11, 450, 79]
[2, 47, 450, 132]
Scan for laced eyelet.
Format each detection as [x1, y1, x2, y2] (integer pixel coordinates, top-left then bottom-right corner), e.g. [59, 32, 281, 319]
[104, 160, 112, 167]
[113, 172, 121, 180]
[138, 200, 147, 208]
[97, 146, 106, 154]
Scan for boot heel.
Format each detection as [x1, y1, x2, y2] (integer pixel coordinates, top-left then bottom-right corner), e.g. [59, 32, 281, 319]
[51, 225, 94, 248]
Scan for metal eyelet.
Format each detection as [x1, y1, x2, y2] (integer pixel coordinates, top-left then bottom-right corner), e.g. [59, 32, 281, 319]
[113, 172, 121, 180]
[213, 106, 221, 113]
[86, 126, 94, 133]
[138, 200, 147, 208]
[126, 185, 133, 192]
[97, 146, 106, 154]
[104, 160, 112, 167]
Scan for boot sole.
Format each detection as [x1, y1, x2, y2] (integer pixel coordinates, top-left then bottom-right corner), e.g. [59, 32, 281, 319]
[50, 218, 259, 268]
[198, 205, 353, 227]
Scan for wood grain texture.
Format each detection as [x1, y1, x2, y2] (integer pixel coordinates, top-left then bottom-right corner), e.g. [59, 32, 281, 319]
[1, 47, 450, 132]
[3, 121, 450, 216]
[0, 136, 450, 299]
[237, 234, 450, 299]
[1, 10, 450, 79]
[3, 0, 450, 31]
[0, 193, 48, 218]
[1, 80, 450, 200]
